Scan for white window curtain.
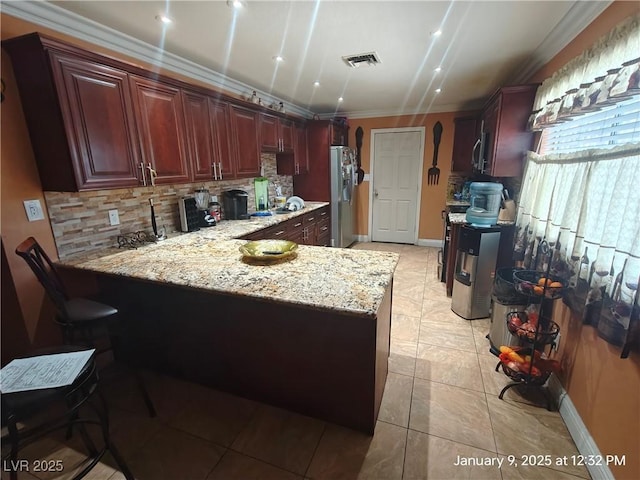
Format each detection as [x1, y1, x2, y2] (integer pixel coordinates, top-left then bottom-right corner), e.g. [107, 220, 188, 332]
[515, 14, 640, 357]
[529, 13, 640, 130]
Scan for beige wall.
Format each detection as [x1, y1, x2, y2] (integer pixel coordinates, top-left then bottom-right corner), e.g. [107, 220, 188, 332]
[349, 112, 457, 241]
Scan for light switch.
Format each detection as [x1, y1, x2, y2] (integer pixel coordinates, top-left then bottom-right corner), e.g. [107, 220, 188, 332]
[23, 199, 45, 222]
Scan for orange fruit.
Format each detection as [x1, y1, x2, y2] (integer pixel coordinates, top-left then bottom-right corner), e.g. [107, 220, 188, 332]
[537, 277, 552, 287]
[533, 285, 544, 295]
[549, 281, 563, 288]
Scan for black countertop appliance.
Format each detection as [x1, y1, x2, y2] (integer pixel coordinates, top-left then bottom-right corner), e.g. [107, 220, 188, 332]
[223, 189, 249, 220]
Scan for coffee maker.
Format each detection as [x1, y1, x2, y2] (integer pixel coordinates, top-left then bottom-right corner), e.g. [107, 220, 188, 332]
[194, 188, 216, 227]
[223, 189, 249, 220]
[451, 225, 501, 319]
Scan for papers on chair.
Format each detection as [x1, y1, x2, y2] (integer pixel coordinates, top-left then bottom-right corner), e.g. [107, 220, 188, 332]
[0, 349, 95, 394]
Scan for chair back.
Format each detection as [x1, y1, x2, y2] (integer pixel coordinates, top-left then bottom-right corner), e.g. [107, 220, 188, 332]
[15, 237, 69, 318]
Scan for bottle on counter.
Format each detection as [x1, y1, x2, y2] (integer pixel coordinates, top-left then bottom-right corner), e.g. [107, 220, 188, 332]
[209, 195, 222, 222]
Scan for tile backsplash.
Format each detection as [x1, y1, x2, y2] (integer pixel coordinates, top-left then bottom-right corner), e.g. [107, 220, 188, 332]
[45, 153, 292, 259]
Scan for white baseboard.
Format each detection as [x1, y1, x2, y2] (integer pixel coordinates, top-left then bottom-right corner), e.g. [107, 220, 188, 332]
[353, 236, 443, 248]
[417, 238, 443, 248]
[547, 375, 615, 480]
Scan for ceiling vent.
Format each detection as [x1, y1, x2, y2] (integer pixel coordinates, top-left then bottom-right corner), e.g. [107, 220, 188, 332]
[342, 51, 381, 68]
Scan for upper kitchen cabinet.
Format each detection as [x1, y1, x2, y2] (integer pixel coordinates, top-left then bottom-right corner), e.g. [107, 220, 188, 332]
[129, 75, 191, 185]
[182, 90, 233, 181]
[260, 113, 294, 153]
[228, 105, 261, 178]
[330, 120, 349, 147]
[451, 115, 480, 174]
[275, 120, 309, 176]
[2, 34, 144, 191]
[293, 121, 309, 174]
[478, 84, 538, 178]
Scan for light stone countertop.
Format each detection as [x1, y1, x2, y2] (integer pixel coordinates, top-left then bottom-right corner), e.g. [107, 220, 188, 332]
[61, 202, 399, 318]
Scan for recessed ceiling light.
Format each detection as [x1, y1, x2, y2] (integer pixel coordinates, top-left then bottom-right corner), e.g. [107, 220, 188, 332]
[273, 55, 284, 62]
[227, 0, 245, 8]
[155, 15, 172, 24]
[435, 88, 442, 93]
[338, 97, 344, 102]
[432, 30, 442, 37]
[313, 81, 320, 87]
[434, 66, 442, 73]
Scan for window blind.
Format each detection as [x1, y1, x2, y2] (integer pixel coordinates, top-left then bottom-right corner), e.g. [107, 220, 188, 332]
[539, 94, 640, 155]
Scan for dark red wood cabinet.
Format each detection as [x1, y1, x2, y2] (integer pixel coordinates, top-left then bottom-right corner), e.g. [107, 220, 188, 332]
[260, 113, 294, 153]
[228, 105, 261, 178]
[129, 75, 191, 185]
[182, 90, 234, 181]
[209, 100, 234, 180]
[3, 35, 144, 191]
[451, 115, 479, 174]
[480, 84, 538, 177]
[293, 120, 348, 201]
[182, 90, 217, 181]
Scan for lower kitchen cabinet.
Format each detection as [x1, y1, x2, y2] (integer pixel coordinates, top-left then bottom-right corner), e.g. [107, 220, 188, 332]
[241, 206, 331, 246]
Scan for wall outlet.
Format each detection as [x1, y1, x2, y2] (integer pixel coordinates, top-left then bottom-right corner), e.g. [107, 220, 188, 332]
[23, 199, 45, 222]
[108, 209, 120, 226]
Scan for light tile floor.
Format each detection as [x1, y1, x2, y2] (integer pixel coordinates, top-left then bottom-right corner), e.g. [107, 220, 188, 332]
[3, 244, 590, 480]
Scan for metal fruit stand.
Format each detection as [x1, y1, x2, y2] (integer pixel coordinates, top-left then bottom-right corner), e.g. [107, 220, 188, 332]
[494, 240, 563, 410]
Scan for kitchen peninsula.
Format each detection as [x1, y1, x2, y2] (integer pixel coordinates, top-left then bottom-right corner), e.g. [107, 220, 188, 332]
[60, 203, 398, 434]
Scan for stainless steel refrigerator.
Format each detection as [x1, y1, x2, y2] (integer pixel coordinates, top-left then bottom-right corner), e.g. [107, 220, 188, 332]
[330, 146, 357, 248]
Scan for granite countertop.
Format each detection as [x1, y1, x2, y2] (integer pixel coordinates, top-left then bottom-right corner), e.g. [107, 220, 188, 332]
[61, 202, 399, 318]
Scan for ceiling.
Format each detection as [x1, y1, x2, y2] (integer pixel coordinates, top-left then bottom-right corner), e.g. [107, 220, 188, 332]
[10, 1, 612, 118]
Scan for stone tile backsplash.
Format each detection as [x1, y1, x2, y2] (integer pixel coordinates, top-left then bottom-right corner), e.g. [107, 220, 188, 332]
[45, 153, 293, 259]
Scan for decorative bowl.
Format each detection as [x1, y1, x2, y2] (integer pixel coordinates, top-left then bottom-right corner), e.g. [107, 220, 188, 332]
[239, 239, 298, 261]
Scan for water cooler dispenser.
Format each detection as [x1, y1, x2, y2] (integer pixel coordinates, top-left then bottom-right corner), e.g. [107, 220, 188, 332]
[451, 225, 501, 319]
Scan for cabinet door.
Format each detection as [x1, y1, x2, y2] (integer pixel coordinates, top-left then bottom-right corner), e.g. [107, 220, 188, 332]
[279, 118, 295, 152]
[50, 52, 142, 189]
[481, 95, 501, 176]
[130, 75, 190, 185]
[210, 100, 234, 180]
[294, 122, 309, 174]
[331, 124, 349, 146]
[260, 113, 279, 151]
[229, 105, 261, 178]
[480, 85, 537, 177]
[451, 116, 478, 174]
[183, 90, 215, 181]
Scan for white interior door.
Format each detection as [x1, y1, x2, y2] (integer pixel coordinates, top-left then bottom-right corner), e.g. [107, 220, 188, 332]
[371, 129, 424, 244]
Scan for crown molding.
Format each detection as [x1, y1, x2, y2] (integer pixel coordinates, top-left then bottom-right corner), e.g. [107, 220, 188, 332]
[335, 100, 485, 120]
[1, 0, 315, 119]
[511, 0, 613, 84]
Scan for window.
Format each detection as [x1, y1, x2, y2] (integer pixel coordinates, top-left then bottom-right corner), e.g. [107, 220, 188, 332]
[539, 94, 640, 155]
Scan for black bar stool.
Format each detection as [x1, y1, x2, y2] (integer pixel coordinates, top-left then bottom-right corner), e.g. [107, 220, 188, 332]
[15, 236, 156, 418]
[1, 346, 133, 480]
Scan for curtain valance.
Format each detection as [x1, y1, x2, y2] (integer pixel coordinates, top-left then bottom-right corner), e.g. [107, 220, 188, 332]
[529, 13, 640, 131]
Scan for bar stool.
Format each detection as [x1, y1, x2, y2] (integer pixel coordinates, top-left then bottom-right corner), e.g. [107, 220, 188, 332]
[1, 346, 133, 480]
[15, 236, 156, 417]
